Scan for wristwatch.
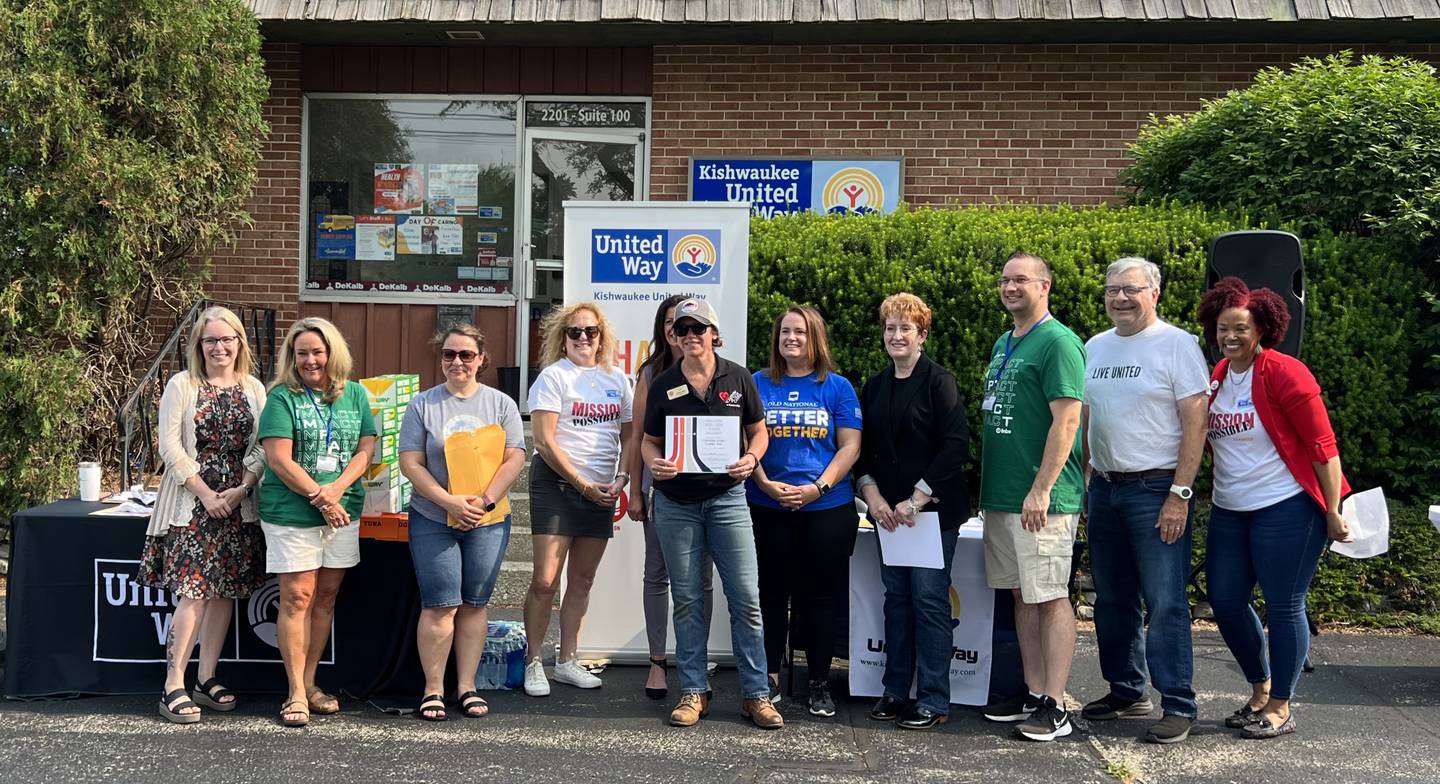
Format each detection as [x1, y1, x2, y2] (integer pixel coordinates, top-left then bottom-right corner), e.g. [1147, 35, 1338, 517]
[1169, 484, 1194, 500]
[480, 494, 497, 513]
[244, 482, 255, 498]
[814, 480, 832, 495]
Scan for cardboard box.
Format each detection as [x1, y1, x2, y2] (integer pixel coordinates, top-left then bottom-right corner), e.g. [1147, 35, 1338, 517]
[371, 433, 398, 465]
[361, 374, 420, 409]
[363, 463, 409, 514]
[359, 512, 408, 541]
[371, 405, 398, 436]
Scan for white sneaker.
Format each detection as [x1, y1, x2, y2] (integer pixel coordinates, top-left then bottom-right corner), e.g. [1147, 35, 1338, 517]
[553, 659, 603, 689]
[524, 659, 550, 697]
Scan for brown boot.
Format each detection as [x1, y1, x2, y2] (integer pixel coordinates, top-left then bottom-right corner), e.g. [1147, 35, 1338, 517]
[669, 692, 710, 727]
[742, 697, 784, 729]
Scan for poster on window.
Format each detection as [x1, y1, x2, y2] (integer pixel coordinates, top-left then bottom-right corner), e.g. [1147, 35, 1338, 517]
[314, 214, 356, 259]
[355, 215, 396, 261]
[374, 163, 424, 214]
[397, 216, 463, 255]
[427, 164, 479, 215]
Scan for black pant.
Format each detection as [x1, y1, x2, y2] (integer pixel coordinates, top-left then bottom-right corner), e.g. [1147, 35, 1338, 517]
[750, 503, 859, 682]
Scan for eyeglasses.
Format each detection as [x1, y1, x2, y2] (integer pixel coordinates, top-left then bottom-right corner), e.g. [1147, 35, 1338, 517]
[1104, 285, 1152, 298]
[565, 326, 602, 340]
[201, 336, 239, 348]
[671, 321, 711, 337]
[442, 349, 479, 363]
[997, 276, 1044, 288]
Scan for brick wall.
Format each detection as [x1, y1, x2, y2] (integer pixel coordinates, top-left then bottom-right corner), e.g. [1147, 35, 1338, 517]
[206, 42, 303, 325]
[651, 43, 1440, 205]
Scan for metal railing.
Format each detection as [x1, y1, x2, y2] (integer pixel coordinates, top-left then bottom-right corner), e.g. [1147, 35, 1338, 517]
[116, 300, 277, 489]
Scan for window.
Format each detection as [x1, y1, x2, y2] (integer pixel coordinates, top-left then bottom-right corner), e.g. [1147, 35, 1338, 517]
[304, 97, 518, 295]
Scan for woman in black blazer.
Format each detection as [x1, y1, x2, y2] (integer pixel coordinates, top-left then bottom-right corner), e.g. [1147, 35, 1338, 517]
[854, 292, 971, 730]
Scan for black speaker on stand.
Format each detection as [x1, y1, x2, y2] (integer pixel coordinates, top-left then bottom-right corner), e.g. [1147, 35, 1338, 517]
[1204, 230, 1305, 360]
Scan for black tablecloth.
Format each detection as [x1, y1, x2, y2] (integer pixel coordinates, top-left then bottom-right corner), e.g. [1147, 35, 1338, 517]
[5, 500, 424, 699]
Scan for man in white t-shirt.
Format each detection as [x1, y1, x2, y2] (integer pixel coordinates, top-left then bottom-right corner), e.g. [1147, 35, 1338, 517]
[1080, 257, 1210, 745]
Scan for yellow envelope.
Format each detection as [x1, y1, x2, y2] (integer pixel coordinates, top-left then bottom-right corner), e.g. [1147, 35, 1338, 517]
[443, 422, 511, 527]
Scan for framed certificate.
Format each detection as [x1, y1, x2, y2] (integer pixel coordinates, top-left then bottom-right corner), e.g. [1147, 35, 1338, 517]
[664, 415, 740, 474]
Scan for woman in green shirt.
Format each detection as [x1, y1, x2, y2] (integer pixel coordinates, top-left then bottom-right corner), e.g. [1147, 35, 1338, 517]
[258, 317, 376, 727]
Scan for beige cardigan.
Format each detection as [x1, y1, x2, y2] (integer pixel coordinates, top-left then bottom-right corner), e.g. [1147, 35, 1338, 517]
[146, 371, 268, 537]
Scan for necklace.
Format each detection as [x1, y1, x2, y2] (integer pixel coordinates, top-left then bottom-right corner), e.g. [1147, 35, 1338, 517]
[1226, 363, 1253, 386]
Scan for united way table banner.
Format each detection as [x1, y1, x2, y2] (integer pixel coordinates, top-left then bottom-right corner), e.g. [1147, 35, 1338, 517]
[848, 522, 995, 706]
[560, 201, 751, 663]
[690, 158, 902, 217]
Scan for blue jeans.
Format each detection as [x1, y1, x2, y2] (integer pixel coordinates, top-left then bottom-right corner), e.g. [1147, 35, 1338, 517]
[652, 485, 769, 699]
[1206, 491, 1327, 701]
[877, 526, 959, 715]
[407, 509, 511, 608]
[1088, 474, 1197, 718]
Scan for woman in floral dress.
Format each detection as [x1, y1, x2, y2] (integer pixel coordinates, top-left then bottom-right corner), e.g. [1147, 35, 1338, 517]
[140, 306, 269, 723]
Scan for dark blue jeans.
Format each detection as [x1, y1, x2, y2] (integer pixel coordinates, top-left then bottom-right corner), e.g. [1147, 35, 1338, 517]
[1088, 474, 1197, 718]
[877, 526, 959, 715]
[1206, 491, 1327, 701]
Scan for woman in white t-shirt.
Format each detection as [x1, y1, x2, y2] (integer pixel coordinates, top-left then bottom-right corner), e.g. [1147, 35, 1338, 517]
[522, 302, 634, 696]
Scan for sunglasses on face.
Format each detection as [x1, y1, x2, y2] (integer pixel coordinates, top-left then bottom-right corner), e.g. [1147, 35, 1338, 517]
[672, 321, 710, 337]
[565, 326, 602, 340]
[442, 349, 479, 363]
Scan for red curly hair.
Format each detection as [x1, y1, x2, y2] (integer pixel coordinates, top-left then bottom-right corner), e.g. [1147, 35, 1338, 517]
[1196, 277, 1291, 349]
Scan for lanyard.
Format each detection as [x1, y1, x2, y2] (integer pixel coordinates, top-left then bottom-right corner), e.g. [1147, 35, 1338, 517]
[303, 386, 335, 449]
[991, 313, 1050, 384]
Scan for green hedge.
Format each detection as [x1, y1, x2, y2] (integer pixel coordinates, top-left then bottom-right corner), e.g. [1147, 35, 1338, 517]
[0, 353, 94, 517]
[746, 204, 1433, 499]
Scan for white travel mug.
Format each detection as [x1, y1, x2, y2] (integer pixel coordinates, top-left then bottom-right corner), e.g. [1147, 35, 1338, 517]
[79, 461, 102, 502]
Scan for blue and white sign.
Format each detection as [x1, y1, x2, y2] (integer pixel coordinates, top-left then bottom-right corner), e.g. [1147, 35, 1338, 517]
[690, 158, 902, 217]
[591, 228, 722, 285]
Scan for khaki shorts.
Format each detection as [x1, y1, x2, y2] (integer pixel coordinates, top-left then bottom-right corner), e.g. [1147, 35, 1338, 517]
[261, 521, 361, 574]
[981, 509, 1078, 604]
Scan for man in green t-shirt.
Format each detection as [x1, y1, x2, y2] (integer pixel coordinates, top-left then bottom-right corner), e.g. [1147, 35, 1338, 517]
[978, 252, 1086, 743]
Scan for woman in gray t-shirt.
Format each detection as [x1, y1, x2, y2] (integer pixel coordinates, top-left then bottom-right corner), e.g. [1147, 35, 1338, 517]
[397, 325, 525, 720]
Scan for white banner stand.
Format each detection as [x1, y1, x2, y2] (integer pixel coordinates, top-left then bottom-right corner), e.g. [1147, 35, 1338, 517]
[848, 521, 994, 705]
[559, 201, 751, 664]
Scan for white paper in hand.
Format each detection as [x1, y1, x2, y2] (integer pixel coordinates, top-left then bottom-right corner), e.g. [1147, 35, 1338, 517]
[1330, 487, 1389, 559]
[876, 511, 944, 569]
[664, 415, 740, 474]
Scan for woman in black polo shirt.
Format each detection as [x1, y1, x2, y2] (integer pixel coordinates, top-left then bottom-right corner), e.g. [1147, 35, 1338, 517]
[640, 297, 780, 731]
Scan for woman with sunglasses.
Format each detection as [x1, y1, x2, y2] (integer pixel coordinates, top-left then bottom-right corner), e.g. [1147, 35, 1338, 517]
[522, 303, 634, 696]
[628, 294, 715, 700]
[642, 298, 780, 730]
[397, 324, 526, 720]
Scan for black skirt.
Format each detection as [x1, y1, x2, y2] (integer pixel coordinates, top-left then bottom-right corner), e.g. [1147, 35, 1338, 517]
[528, 454, 615, 539]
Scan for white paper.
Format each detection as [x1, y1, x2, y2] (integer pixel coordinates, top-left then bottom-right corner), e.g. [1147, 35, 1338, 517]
[90, 502, 154, 518]
[1429, 505, 1440, 534]
[664, 415, 740, 474]
[876, 511, 944, 569]
[1331, 487, 1390, 559]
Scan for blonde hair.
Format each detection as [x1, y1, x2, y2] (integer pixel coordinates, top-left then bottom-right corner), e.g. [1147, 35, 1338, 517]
[878, 292, 932, 334]
[187, 306, 253, 381]
[272, 316, 353, 402]
[538, 302, 619, 369]
[766, 305, 835, 384]
[430, 323, 491, 374]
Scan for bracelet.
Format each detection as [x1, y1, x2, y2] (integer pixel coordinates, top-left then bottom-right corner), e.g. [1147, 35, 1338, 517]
[743, 451, 759, 468]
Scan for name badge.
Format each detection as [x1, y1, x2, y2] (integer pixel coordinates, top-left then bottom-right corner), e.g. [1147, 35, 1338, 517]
[981, 395, 996, 412]
[316, 454, 340, 473]
[666, 385, 687, 400]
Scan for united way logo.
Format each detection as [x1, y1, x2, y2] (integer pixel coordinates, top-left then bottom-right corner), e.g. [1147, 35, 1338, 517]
[821, 167, 885, 215]
[671, 233, 717, 280]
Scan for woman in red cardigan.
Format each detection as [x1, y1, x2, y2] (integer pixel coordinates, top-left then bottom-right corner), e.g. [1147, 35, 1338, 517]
[1197, 277, 1352, 740]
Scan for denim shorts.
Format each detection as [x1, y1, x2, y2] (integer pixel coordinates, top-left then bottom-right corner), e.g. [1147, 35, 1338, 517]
[407, 508, 511, 609]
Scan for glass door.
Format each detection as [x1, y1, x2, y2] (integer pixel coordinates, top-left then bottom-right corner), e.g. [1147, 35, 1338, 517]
[517, 127, 646, 409]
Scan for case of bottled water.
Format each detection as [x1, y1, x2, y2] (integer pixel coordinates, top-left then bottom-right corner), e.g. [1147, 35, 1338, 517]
[475, 621, 527, 689]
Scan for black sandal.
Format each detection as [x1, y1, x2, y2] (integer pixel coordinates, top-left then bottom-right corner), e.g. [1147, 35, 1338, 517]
[158, 688, 201, 724]
[418, 693, 448, 722]
[646, 656, 668, 700]
[192, 678, 237, 712]
[457, 690, 489, 718]
[1224, 703, 1263, 728]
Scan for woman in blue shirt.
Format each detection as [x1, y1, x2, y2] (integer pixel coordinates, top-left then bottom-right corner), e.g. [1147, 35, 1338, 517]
[747, 305, 862, 718]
